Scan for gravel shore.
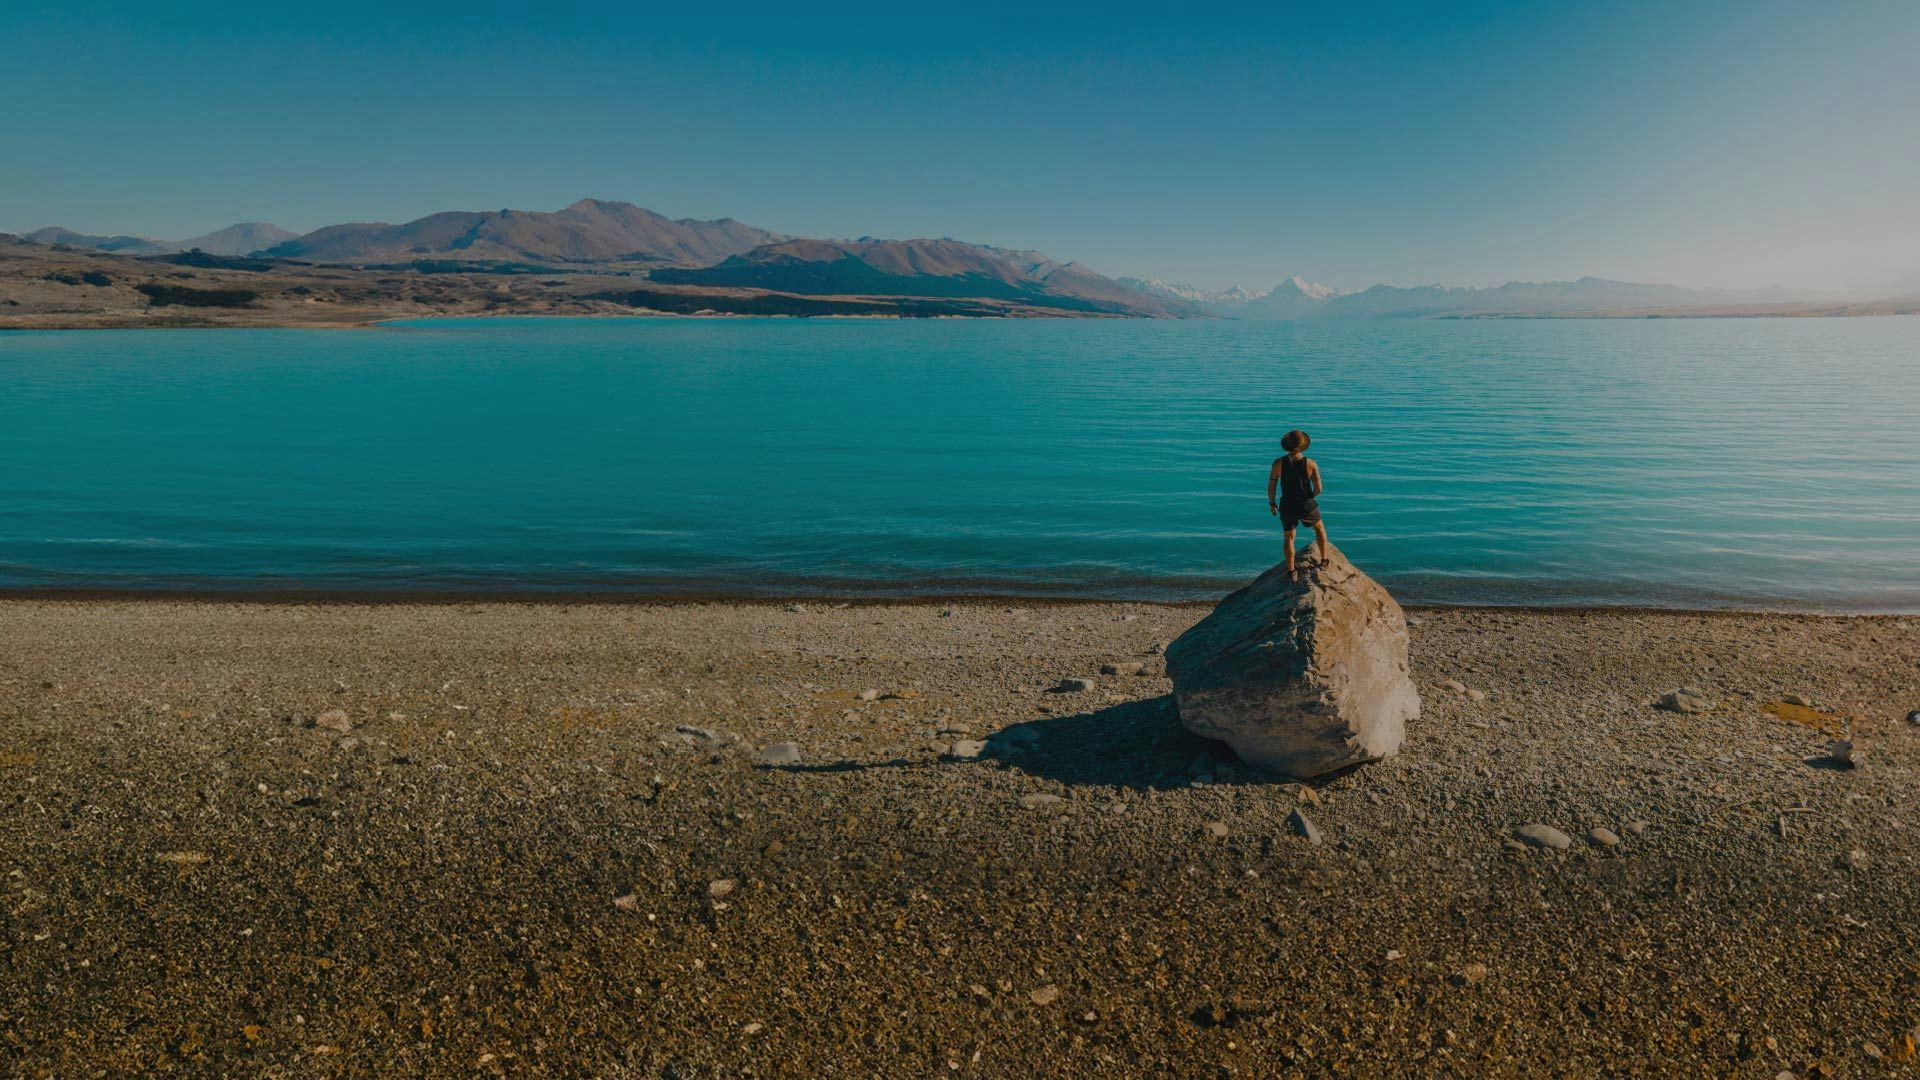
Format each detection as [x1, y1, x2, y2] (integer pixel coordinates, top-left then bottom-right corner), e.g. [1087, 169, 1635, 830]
[2, 599, 1916, 1076]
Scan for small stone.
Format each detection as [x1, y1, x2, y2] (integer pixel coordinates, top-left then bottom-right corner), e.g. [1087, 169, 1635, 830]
[1465, 688, 1486, 702]
[1288, 809, 1322, 845]
[1279, 782, 1322, 806]
[1624, 820, 1648, 836]
[937, 723, 973, 735]
[1029, 984, 1059, 1006]
[1841, 848, 1869, 871]
[708, 879, 737, 898]
[613, 893, 641, 912]
[1588, 827, 1620, 848]
[755, 742, 801, 766]
[785, 603, 806, 613]
[742, 1022, 764, 1036]
[1780, 693, 1810, 707]
[156, 851, 210, 865]
[857, 688, 880, 702]
[1441, 679, 1467, 695]
[1514, 824, 1572, 851]
[1020, 793, 1065, 810]
[1055, 678, 1095, 693]
[1451, 962, 1489, 985]
[944, 740, 987, 760]
[1827, 739, 1862, 768]
[314, 709, 352, 733]
[1659, 689, 1708, 714]
[1100, 662, 1145, 676]
[1202, 820, 1229, 839]
[1906, 709, 1920, 726]
[1147, 642, 1167, 655]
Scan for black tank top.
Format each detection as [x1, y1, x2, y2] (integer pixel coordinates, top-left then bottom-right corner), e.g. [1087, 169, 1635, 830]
[1279, 455, 1315, 506]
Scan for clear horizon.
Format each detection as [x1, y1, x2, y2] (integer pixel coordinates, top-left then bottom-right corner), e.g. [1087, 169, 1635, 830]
[4, 2, 1916, 296]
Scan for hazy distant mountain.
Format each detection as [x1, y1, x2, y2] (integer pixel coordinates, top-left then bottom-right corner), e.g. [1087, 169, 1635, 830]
[23, 227, 176, 256]
[264, 199, 785, 266]
[1318, 276, 1778, 318]
[1126, 272, 1805, 318]
[180, 222, 298, 256]
[655, 238, 1192, 317]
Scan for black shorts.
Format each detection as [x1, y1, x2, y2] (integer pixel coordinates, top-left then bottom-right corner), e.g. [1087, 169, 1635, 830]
[1281, 499, 1321, 530]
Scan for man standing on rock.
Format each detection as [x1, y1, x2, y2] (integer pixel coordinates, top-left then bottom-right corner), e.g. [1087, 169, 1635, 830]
[1268, 429, 1329, 578]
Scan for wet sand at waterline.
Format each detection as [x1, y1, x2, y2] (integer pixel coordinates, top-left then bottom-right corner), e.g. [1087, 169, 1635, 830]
[2, 599, 1917, 1076]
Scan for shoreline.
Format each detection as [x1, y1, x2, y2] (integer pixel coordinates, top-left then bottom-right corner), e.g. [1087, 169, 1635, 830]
[10, 309, 1920, 332]
[1, 585, 1915, 618]
[0, 308, 1094, 332]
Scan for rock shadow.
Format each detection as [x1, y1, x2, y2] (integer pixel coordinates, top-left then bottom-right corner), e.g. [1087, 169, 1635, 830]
[985, 694, 1319, 792]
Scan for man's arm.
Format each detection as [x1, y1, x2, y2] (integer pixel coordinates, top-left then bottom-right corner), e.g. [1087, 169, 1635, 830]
[1308, 460, 1323, 497]
[1267, 459, 1282, 514]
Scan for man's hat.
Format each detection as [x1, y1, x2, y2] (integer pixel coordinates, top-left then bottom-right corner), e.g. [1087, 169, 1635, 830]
[1281, 429, 1310, 452]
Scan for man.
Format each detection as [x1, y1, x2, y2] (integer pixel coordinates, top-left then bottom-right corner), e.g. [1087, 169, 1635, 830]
[1267, 428, 1328, 578]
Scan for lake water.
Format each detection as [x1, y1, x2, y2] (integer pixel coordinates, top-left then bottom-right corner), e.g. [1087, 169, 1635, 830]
[3, 316, 1917, 609]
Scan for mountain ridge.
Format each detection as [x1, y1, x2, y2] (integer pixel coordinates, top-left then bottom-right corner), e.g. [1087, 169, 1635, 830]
[654, 237, 1191, 317]
[14, 201, 1827, 319]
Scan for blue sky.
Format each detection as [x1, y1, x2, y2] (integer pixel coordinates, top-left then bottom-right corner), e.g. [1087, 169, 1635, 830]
[4, 1, 1916, 295]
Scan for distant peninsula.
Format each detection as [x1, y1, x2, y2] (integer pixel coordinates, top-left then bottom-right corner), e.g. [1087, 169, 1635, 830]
[4, 199, 1914, 328]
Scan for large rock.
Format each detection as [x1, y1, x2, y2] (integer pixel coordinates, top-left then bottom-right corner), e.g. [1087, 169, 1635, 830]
[1167, 545, 1418, 777]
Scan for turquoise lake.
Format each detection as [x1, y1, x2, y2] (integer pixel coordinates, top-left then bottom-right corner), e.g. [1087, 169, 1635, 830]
[3, 316, 1917, 609]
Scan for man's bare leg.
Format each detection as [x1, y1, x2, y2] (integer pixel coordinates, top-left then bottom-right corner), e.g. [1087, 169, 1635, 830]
[1284, 526, 1298, 577]
[1312, 520, 1330, 565]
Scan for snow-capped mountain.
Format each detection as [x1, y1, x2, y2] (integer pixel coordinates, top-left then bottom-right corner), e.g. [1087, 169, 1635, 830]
[1114, 277, 1259, 306]
[1116, 275, 1348, 318]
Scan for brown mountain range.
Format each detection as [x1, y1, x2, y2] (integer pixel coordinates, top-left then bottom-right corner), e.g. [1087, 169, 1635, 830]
[262, 199, 786, 266]
[17, 199, 1189, 317]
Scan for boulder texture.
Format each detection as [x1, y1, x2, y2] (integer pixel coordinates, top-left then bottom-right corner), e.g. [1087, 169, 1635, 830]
[1167, 545, 1419, 778]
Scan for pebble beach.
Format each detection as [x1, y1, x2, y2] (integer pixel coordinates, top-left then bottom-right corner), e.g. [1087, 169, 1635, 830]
[2, 598, 1917, 1076]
